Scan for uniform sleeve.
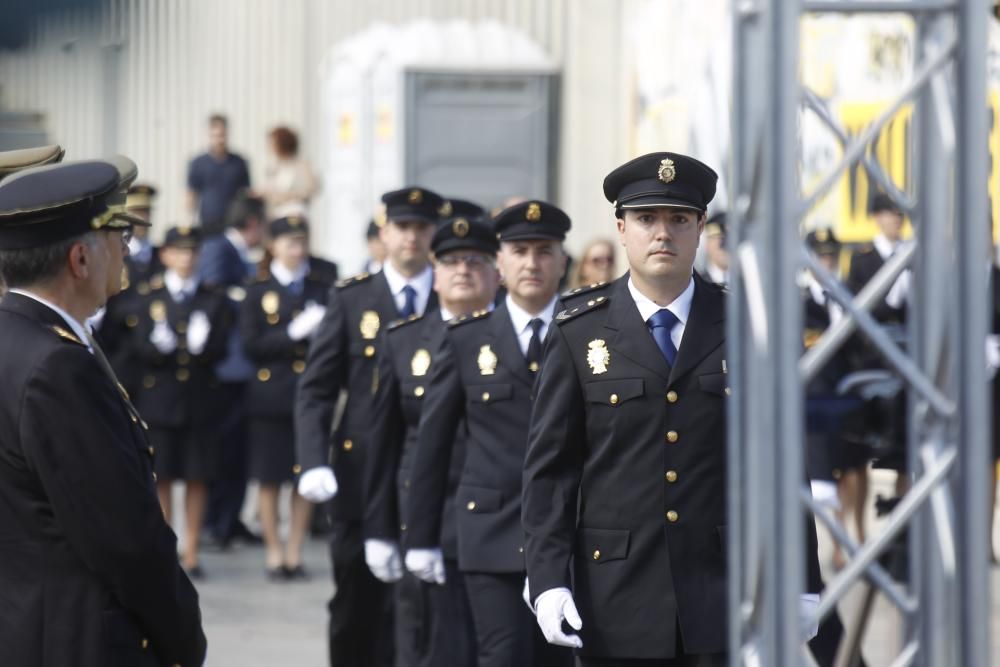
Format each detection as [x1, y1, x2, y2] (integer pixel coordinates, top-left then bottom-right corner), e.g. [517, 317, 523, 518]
[522, 323, 587, 602]
[198, 293, 232, 363]
[20, 347, 207, 666]
[362, 335, 405, 541]
[295, 285, 348, 471]
[405, 330, 465, 549]
[240, 292, 294, 362]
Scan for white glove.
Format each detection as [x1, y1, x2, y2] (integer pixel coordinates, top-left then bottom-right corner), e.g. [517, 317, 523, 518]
[288, 302, 327, 341]
[884, 269, 911, 309]
[404, 547, 446, 584]
[186, 310, 211, 355]
[799, 593, 820, 641]
[535, 587, 583, 648]
[986, 335, 1000, 379]
[150, 320, 178, 354]
[365, 539, 404, 583]
[297, 466, 338, 503]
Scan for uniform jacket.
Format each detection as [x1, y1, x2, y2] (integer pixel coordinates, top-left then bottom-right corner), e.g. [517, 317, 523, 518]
[241, 275, 329, 420]
[295, 270, 437, 521]
[127, 281, 231, 429]
[0, 293, 206, 667]
[521, 274, 821, 658]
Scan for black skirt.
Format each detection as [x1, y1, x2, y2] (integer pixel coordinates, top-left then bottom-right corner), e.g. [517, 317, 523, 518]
[248, 417, 297, 483]
[149, 427, 220, 482]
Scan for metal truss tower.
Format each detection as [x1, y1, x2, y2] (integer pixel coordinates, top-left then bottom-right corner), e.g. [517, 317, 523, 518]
[728, 0, 990, 665]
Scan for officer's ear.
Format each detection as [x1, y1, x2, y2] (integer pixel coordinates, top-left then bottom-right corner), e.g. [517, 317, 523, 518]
[616, 211, 627, 246]
[66, 235, 97, 280]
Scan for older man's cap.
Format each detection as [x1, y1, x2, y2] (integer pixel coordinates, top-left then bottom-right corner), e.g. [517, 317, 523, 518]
[603, 151, 717, 212]
[0, 145, 65, 182]
[126, 183, 158, 210]
[381, 187, 445, 225]
[433, 198, 497, 256]
[0, 158, 149, 250]
[270, 215, 310, 238]
[163, 225, 203, 249]
[870, 193, 903, 216]
[493, 200, 571, 242]
[806, 228, 842, 255]
[705, 211, 727, 237]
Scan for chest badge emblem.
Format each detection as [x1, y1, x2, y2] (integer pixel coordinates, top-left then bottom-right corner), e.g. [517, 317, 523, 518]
[360, 310, 380, 340]
[149, 300, 167, 322]
[261, 291, 280, 315]
[411, 348, 431, 377]
[478, 345, 498, 376]
[587, 339, 610, 375]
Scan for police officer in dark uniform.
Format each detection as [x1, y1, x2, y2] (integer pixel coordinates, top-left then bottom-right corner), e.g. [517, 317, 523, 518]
[701, 211, 728, 287]
[242, 215, 330, 579]
[0, 158, 207, 666]
[522, 152, 822, 665]
[404, 200, 577, 667]
[128, 225, 232, 578]
[364, 200, 499, 667]
[295, 186, 442, 667]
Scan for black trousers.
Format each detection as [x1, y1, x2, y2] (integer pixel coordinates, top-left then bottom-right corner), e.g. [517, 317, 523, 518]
[577, 622, 727, 667]
[204, 382, 248, 540]
[464, 571, 574, 667]
[394, 559, 476, 667]
[328, 519, 394, 667]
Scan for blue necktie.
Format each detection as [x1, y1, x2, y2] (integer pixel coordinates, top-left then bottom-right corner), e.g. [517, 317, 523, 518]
[400, 285, 417, 318]
[288, 279, 303, 296]
[526, 318, 544, 371]
[647, 309, 679, 367]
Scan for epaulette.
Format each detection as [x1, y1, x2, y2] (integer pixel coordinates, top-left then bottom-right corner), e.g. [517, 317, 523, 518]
[336, 272, 373, 289]
[388, 313, 424, 331]
[561, 281, 609, 299]
[448, 308, 492, 328]
[50, 325, 86, 347]
[555, 295, 610, 324]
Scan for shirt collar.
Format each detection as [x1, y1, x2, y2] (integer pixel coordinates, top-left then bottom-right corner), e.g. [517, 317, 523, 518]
[382, 260, 433, 298]
[224, 227, 251, 260]
[505, 293, 558, 335]
[628, 274, 695, 325]
[269, 260, 309, 287]
[9, 288, 93, 351]
[706, 263, 728, 285]
[873, 234, 898, 261]
[164, 270, 198, 298]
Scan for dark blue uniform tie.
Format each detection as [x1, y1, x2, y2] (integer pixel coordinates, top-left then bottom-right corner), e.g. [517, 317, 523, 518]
[647, 309, 679, 367]
[526, 318, 544, 371]
[400, 285, 417, 318]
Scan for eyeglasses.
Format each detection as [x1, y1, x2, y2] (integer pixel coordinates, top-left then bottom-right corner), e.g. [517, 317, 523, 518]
[436, 254, 493, 269]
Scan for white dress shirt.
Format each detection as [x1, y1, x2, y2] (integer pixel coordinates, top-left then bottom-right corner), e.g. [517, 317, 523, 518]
[804, 273, 843, 327]
[506, 294, 559, 356]
[269, 259, 309, 288]
[382, 261, 434, 317]
[9, 289, 93, 353]
[163, 270, 199, 302]
[627, 275, 695, 351]
[872, 233, 899, 261]
[705, 262, 728, 286]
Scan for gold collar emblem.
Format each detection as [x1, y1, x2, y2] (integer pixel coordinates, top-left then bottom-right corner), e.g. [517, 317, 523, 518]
[658, 158, 676, 184]
[411, 348, 432, 377]
[478, 344, 498, 376]
[360, 310, 381, 340]
[587, 339, 610, 374]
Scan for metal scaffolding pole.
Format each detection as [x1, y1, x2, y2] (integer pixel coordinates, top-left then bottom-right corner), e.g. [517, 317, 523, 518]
[728, 1, 991, 665]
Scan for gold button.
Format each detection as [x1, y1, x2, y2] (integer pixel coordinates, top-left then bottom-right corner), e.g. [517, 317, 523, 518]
[257, 368, 271, 382]
[152, 472, 158, 482]
[343, 439, 353, 451]
[267, 313, 279, 325]
[666, 431, 679, 443]
[126, 314, 139, 328]
[176, 368, 190, 382]
[529, 361, 539, 372]
[667, 391, 678, 403]
[414, 386, 425, 397]
[131, 413, 138, 423]
[292, 464, 302, 474]
[666, 510, 678, 522]
[177, 352, 190, 365]
[292, 360, 306, 374]
[400, 523, 407, 531]
[467, 501, 476, 511]
[143, 375, 155, 389]
[141, 638, 149, 650]
[141, 420, 149, 431]
[587, 300, 595, 307]
[725, 387, 732, 396]
[593, 549, 601, 560]
[609, 393, 619, 405]
[364, 345, 375, 358]
[481, 392, 490, 402]
[518, 546, 524, 553]
[148, 446, 155, 457]
[665, 470, 678, 483]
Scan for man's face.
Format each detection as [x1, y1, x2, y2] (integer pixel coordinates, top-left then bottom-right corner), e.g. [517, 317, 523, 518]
[433, 250, 499, 307]
[209, 122, 228, 154]
[497, 239, 566, 303]
[617, 207, 704, 284]
[79, 230, 128, 307]
[160, 246, 199, 279]
[874, 210, 904, 242]
[241, 217, 263, 248]
[704, 233, 729, 271]
[380, 219, 434, 268]
[270, 233, 308, 270]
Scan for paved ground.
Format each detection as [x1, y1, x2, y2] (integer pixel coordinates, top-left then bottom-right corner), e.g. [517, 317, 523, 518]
[174, 477, 1000, 666]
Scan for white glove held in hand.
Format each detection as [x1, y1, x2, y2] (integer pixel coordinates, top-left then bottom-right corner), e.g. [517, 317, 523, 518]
[186, 310, 211, 355]
[287, 303, 327, 341]
[799, 593, 820, 641]
[535, 587, 583, 648]
[297, 466, 338, 503]
[150, 320, 178, 354]
[404, 548, 446, 584]
[365, 539, 404, 583]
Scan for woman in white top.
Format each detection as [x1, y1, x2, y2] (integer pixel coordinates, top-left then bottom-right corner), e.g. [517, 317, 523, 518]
[257, 126, 319, 219]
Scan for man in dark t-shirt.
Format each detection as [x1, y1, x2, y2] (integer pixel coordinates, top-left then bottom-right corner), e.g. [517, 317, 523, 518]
[187, 113, 251, 235]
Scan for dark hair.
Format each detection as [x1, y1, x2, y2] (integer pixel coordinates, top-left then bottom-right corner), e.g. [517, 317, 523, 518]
[224, 190, 265, 230]
[269, 126, 299, 158]
[0, 232, 95, 288]
[209, 114, 228, 128]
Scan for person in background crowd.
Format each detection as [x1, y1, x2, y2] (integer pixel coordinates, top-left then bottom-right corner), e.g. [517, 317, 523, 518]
[364, 216, 389, 274]
[187, 113, 251, 235]
[128, 226, 232, 579]
[570, 238, 616, 289]
[257, 125, 320, 220]
[701, 211, 729, 287]
[242, 216, 329, 580]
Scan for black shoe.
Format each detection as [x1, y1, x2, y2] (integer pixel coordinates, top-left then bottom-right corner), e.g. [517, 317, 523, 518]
[266, 566, 287, 582]
[283, 564, 310, 581]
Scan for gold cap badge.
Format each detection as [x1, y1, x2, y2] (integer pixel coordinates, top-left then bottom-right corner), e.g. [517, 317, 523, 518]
[658, 158, 676, 184]
[408, 189, 423, 204]
[453, 218, 469, 237]
[439, 200, 453, 217]
[526, 202, 542, 222]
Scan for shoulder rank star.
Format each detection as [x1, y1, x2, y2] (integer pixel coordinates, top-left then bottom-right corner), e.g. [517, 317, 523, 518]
[587, 339, 610, 374]
[478, 344, 498, 376]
